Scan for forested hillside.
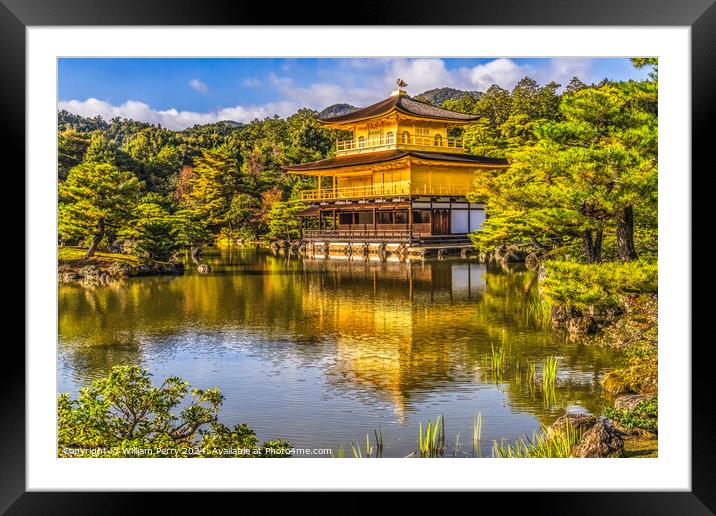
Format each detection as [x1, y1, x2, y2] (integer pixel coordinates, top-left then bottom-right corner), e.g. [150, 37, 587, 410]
[318, 103, 357, 119]
[413, 87, 481, 106]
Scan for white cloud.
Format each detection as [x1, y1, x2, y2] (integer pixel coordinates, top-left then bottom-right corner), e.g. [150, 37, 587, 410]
[535, 58, 595, 88]
[385, 58, 460, 93]
[58, 98, 299, 130]
[298, 58, 540, 103]
[189, 78, 209, 93]
[268, 73, 376, 109]
[463, 58, 532, 91]
[59, 59, 605, 130]
[311, 58, 595, 101]
[241, 77, 261, 87]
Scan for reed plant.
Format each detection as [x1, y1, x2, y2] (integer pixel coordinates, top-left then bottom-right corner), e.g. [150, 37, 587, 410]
[541, 356, 558, 407]
[542, 356, 558, 386]
[527, 362, 537, 385]
[490, 343, 506, 374]
[418, 415, 445, 458]
[374, 426, 384, 458]
[526, 298, 552, 329]
[472, 412, 483, 457]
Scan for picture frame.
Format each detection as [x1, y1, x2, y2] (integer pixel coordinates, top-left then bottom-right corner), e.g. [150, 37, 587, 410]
[6, 0, 713, 510]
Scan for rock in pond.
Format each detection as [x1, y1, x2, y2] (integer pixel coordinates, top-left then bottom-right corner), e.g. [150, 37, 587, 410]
[524, 252, 540, 270]
[197, 263, 211, 274]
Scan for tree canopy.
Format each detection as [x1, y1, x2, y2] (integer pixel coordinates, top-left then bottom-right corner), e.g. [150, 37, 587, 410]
[465, 66, 657, 263]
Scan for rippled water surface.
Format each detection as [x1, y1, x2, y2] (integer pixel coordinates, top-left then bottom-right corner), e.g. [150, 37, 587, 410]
[58, 247, 617, 457]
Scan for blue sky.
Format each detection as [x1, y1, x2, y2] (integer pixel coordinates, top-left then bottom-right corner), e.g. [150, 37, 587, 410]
[58, 58, 650, 130]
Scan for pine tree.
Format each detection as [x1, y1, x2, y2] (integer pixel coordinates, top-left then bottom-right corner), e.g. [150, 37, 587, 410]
[59, 162, 142, 257]
[182, 144, 240, 227]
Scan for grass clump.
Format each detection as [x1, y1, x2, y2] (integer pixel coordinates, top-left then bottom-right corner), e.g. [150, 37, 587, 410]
[343, 427, 384, 458]
[418, 415, 445, 458]
[542, 356, 558, 386]
[492, 420, 580, 458]
[490, 344, 506, 374]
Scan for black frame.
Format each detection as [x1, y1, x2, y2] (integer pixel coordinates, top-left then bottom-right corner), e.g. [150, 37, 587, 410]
[5, 0, 713, 511]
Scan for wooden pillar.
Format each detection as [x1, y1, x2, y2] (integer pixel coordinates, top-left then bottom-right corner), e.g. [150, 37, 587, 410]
[317, 174, 322, 200]
[333, 209, 337, 230]
[373, 207, 377, 230]
[408, 202, 413, 241]
[332, 174, 336, 198]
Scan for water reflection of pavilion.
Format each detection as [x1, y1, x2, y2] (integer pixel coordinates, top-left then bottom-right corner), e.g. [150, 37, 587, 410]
[299, 259, 490, 420]
[301, 258, 487, 302]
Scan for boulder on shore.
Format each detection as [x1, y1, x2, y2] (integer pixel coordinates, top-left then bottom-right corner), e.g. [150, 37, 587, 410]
[614, 394, 652, 412]
[548, 413, 597, 435]
[494, 244, 527, 263]
[107, 261, 134, 278]
[59, 271, 80, 283]
[571, 418, 625, 458]
[78, 265, 102, 279]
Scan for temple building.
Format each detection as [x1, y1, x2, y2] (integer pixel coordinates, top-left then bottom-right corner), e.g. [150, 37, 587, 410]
[284, 80, 508, 253]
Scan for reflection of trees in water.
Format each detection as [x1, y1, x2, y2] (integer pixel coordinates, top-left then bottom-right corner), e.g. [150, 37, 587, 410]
[59, 248, 618, 420]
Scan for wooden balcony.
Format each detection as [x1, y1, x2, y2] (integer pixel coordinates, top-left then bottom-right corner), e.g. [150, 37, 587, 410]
[336, 135, 464, 155]
[299, 182, 469, 201]
[300, 181, 410, 201]
[303, 223, 432, 242]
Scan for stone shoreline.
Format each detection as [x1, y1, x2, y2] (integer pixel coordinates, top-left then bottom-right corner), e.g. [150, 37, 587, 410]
[59, 261, 184, 285]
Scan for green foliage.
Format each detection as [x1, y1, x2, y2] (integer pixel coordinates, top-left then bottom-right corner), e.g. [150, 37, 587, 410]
[182, 144, 240, 227]
[266, 200, 306, 243]
[58, 162, 143, 250]
[118, 193, 182, 262]
[225, 193, 262, 238]
[604, 397, 658, 433]
[542, 260, 657, 310]
[58, 109, 109, 133]
[58, 366, 288, 458]
[469, 71, 657, 263]
[172, 209, 212, 248]
[57, 107, 336, 251]
[58, 129, 90, 180]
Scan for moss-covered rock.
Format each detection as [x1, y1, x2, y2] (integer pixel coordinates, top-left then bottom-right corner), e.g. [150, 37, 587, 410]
[603, 360, 658, 395]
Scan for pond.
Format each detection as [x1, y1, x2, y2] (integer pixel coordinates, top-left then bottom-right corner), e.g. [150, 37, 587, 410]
[58, 246, 618, 457]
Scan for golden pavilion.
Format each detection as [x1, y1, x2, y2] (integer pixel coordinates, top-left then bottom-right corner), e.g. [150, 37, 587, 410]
[284, 80, 508, 249]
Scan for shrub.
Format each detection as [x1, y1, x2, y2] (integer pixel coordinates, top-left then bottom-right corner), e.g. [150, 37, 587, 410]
[58, 365, 288, 458]
[604, 397, 658, 433]
[542, 260, 657, 311]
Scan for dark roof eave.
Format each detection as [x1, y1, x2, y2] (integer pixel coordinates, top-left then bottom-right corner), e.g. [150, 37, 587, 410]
[318, 95, 480, 124]
[283, 150, 508, 172]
